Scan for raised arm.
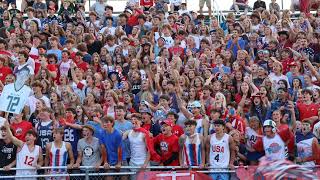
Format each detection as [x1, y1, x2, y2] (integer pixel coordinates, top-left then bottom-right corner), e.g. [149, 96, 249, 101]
[4, 120, 23, 148]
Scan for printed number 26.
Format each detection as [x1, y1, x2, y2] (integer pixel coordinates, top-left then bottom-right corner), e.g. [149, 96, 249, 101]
[7, 95, 20, 112]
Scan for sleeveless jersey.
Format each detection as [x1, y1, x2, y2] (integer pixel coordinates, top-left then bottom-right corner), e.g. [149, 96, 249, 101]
[64, 125, 80, 159]
[182, 133, 202, 166]
[49, 141, 68, 173]
[263, 134, 286, 161]
[36, 121, 54, 153]
[128, 130, 147, 165]
[16, 144, 40, 179]
[296, 133, 316, 167]
[0, 140, 17, 167]
[209, 133, 230, 168]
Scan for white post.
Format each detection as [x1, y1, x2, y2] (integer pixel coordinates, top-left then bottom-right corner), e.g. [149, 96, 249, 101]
[156, 172, 192, 180]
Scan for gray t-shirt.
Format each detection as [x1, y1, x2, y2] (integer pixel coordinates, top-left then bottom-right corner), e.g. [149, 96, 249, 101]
[77, 137, 101, 166]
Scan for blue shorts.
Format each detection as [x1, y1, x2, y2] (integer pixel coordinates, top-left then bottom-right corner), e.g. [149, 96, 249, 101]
[210, 173, 230, 180]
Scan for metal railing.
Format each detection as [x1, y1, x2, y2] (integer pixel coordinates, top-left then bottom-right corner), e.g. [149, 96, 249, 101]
[0, 165, 237, 179]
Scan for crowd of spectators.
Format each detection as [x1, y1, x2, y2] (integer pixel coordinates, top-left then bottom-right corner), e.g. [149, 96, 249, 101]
[0, 0, 320, 179]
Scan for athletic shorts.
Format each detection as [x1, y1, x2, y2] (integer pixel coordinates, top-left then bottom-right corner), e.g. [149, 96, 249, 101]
[199, 0, 211, 7]
[210, 173, 230, 180]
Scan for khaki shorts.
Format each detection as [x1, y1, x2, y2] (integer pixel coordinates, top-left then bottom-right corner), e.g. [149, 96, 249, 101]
[199, 0, 212, 7]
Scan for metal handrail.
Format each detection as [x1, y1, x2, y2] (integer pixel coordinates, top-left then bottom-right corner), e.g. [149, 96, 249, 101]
[0, 165, 239, 170]
[0, 165, 237, 179]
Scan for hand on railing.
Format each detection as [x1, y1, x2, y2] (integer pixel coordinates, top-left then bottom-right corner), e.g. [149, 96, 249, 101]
[3, 165, 10, 171]
[72, 163, 80, 169]
[104, 162, 110, 169]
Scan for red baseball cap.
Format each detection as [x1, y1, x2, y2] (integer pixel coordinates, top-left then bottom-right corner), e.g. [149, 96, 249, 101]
[161, 119, 174, 127]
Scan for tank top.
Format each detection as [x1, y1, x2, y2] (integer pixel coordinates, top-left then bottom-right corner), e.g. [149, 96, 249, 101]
[128, 130, 147, 165]
[16, 144, 40, 178]
[36, 121, 54, 153]
[297, 137, 315, 167]
[263, 134, 286, 161]
[182, 134, 202, 166]
[49, 141, 68, 173]
[64, 125, 80, 160]
[209, 133, 230, 168]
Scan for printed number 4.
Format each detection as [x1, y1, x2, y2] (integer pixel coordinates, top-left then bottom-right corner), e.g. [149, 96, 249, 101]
[24, 156, 35, 166]
[6, 95, 20, 112]
[214, 154, 219, 162]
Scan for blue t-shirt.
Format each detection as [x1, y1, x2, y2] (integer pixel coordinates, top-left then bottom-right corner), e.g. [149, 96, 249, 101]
[114, 120, 133, 159]
[86, 121, 105, 142]
[226, 38, 246, 57]
[100, 129, 123, 165]
[47, 49, 62, 61]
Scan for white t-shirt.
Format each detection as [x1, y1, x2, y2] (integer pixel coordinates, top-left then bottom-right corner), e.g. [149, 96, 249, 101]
[27, 95, 51, 115]
[59, 59, 72, 76]
[268, 73, 291, 88]
[104, 44, 118, 55]
[170, 0, 182, 6]
[263, 134, 286, 161]
[99, 26, 116, 35]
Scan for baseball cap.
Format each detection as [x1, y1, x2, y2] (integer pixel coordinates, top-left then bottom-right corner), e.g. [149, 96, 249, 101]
[124, 8, 133, 14]
[191, 101, 202, 108]
[161, 119, 174, 127]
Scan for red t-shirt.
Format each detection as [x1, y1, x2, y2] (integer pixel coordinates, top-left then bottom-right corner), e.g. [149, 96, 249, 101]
[281, 58, 294, 74]
[76, 61, 89, 72]
[142, 123, 151, 132]
[34, 62, 57, 76]
[277, 124, 294, 154]
[140, 0, 153, 6]
[172, 125, 184, 137]
[11, 121, 33, 142]
[153, 134, 179, 166]
[297, 102, 320, 121]
[169, 46, 184, 60]
[0, 66, 13, 83]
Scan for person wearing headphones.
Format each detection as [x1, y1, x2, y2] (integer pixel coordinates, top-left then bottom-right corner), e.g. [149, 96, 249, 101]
[254, 120, 288, 161]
